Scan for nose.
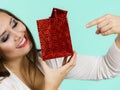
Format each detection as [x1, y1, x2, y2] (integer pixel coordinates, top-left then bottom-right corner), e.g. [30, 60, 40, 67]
[12, 31, 23, 41]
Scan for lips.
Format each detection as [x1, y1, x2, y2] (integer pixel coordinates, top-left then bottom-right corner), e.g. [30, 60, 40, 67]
[17, 35, 28, 48]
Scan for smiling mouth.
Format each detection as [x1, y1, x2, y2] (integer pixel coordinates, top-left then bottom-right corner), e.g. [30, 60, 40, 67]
[16, 35, 28, 48]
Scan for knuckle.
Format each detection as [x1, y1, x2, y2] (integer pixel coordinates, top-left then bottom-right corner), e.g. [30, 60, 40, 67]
[109, 18, 113, 22]
[102, 32, 107, 36]
[105, 14, 111, 18]
[101, 28, 105, 32]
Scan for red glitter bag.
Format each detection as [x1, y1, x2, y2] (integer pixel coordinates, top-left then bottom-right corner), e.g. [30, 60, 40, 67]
[37, 8, 73, 60]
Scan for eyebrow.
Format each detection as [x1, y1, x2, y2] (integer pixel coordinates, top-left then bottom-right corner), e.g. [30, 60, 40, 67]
[9, 18, 12, 26]
[0, 18, 12, 38]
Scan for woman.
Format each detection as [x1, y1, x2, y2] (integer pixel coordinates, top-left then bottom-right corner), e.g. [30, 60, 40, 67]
[0, 9, 76, 90]
[0, 8, 120, 90]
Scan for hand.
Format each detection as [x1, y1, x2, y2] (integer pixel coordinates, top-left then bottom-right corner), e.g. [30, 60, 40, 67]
[40, 51, 76, 90]
[86, 14, 120, 36]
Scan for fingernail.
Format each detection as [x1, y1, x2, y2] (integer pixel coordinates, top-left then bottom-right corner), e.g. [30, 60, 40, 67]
[86, 24, 89, 28]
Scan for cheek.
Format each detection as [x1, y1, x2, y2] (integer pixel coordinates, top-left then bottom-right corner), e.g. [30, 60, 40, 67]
[18, 22, 26, 32]
[0, 42, 16, 57]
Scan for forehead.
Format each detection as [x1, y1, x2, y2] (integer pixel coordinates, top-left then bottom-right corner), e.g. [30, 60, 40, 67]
[0, 12, 11, 34]
[0, 12, 11, 20]
[0, 12, 11, 27]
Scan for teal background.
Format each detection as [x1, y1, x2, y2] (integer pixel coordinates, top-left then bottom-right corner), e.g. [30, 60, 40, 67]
[0, 0, 120, 90]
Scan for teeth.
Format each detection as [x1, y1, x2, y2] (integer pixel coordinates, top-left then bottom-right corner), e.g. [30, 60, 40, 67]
[17, 38, 26, 48]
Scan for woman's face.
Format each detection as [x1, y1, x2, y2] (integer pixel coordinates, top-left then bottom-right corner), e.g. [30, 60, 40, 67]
[0, 12, 32, 60]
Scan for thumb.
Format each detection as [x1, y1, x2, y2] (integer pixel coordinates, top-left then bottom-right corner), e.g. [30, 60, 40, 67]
[40, 59, 49, 71]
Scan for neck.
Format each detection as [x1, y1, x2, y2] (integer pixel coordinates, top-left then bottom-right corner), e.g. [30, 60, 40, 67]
[3, 56, 29, 72]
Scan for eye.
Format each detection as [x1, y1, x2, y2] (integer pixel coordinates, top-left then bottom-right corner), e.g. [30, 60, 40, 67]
[12, 18, 18, 28]
[1, 34, 9, 42]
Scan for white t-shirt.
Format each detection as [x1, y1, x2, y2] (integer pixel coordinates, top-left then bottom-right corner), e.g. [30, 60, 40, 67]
[0, 42, 120, 90]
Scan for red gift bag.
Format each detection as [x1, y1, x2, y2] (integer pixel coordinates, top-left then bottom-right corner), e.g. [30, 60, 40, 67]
[37, 8, 73, 60]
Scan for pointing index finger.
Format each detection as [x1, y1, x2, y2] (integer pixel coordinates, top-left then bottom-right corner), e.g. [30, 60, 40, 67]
[86, 17, 105, 28]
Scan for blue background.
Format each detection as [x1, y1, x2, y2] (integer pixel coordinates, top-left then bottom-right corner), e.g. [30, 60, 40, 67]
[0, 0, 120, 90]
